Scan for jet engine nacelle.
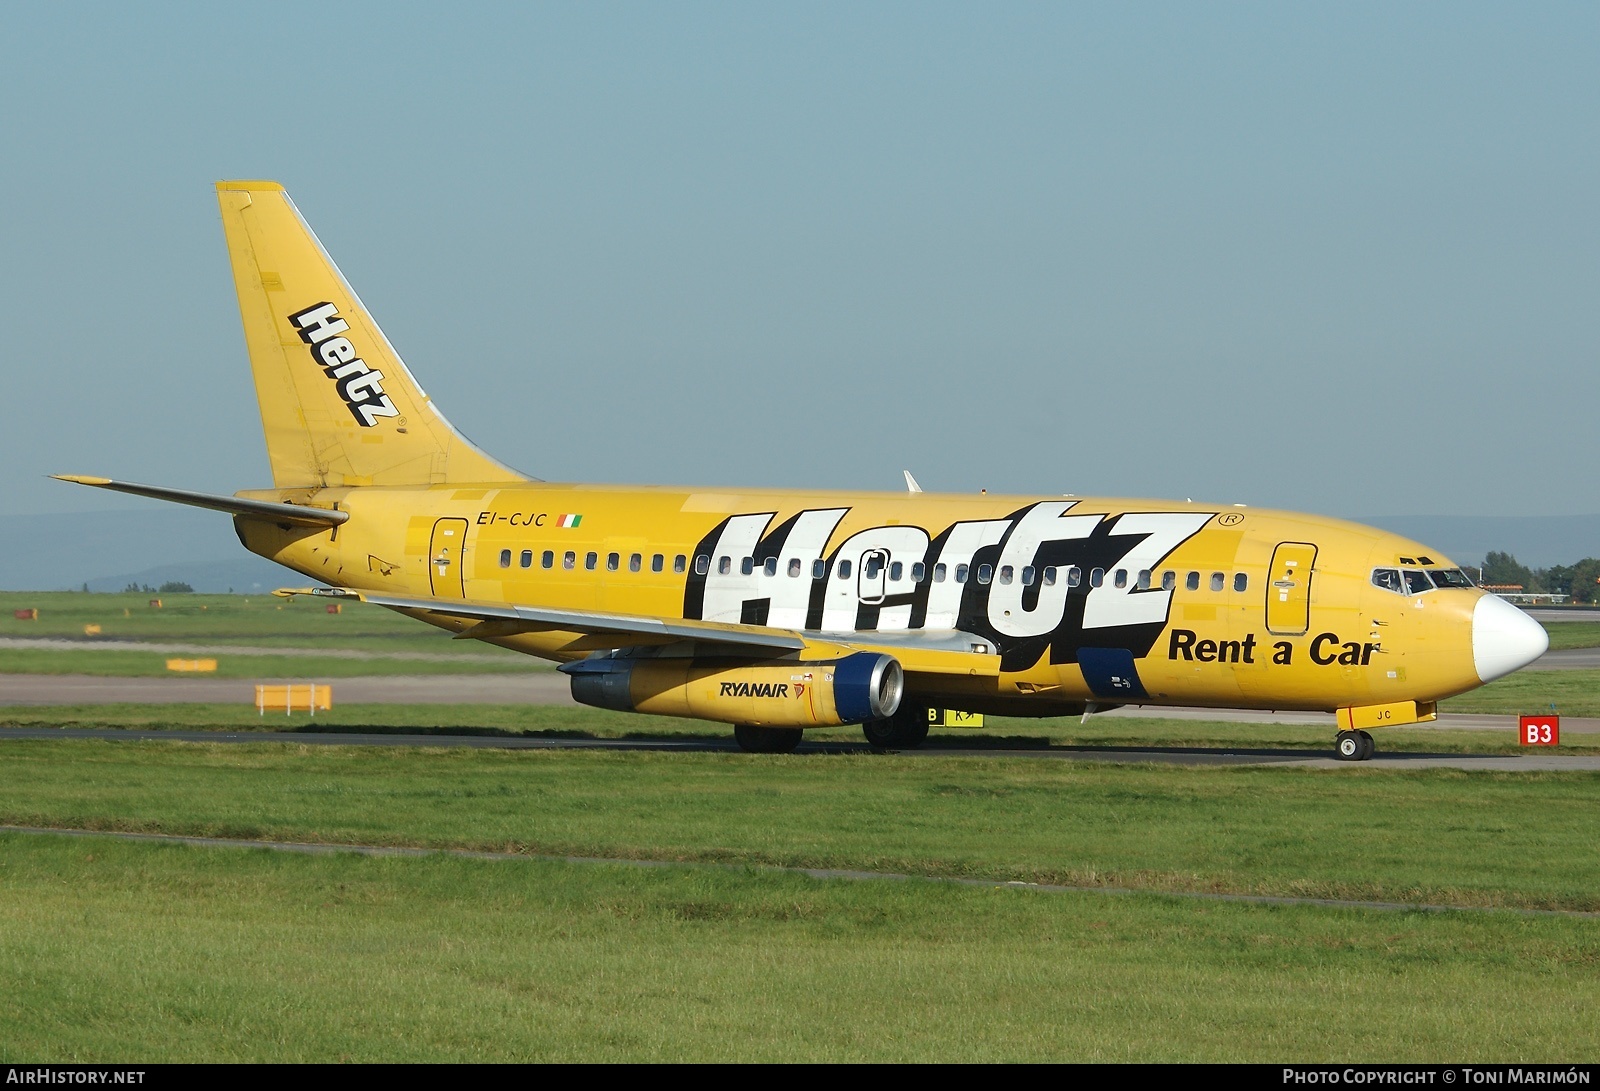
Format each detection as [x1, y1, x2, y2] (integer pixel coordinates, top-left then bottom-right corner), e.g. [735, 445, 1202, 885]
[562, 652, 903, 728]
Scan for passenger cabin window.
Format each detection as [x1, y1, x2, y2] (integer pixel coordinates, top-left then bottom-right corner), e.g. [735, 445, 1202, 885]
[674, 555, 687, 574]
[977, 564, 993, 585]
[694, 555, 709, 575]
[1372, 568, 1403, 593]
[1113, 569, 1127, 589]
[1022, 566, 1036, 587]
[606, 553, 619, 572]
[863, 556, 882, 580]
[629, 553, 642, 573]
[889, 561, 904, 582]
[788, 558, 802, 578]
[585, 552, 598, 571]
[520, 550, 533, 568]
[1161, 571, 1176, 591]
[498, 549, 512, 568]
[1402, 569, 1434, 595]
[1429, 568, 1474, 589]
[998, 565, 1013, 585]
[651, 554, 664, 573]
[1136, 569, 1151, 590]
[1210, 572, 1224, 592]
[563, 551, 576, 570]
[911, 561, 926, 583]
[1233, 572, 1248, 592]
[955, 563, 969, 584]
[542, 550, 554, 569]
[934, 563, 948, 583]
[741, 557, 755, 576]
[812, 559, 827, 580]
[838, 559, 853, 579]
[1043, 567, 1057, 587]
[717, 556, 731, 575]
[1186, 571, 1200, 592]
[1067, 566, 1082, 588]
[1090, 568, 1105, 588]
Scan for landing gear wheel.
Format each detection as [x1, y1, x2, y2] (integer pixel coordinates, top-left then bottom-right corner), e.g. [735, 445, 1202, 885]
[861, 717, 899, 749]
[734, 724, 803, 754]
[862, 704, 930, 750]
[1334, 729, 1372, 762]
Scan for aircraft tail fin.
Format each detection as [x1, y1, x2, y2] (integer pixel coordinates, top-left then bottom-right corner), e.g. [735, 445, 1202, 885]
[215, 180, 527, 489]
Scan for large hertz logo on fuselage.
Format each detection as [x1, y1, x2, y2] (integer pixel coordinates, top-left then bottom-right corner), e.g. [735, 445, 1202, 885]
[682, 502, 1216, 673]
[288, 302, 400, 427]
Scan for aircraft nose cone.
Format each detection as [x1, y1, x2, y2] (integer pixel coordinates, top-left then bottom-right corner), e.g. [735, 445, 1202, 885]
[1472, 594, 1549, 683]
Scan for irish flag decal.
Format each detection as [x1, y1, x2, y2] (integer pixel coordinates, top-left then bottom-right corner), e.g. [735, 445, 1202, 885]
[558, 513, 583, 528]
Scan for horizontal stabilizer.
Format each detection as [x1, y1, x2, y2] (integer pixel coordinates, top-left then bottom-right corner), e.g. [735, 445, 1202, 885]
[52, 475, 348, 528]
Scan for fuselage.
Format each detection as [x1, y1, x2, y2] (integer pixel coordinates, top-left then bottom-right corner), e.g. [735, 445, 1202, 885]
[236, 482, 1539, 719]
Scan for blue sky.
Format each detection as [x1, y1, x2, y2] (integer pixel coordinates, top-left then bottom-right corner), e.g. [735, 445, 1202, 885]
[1, 3, 1595, 517]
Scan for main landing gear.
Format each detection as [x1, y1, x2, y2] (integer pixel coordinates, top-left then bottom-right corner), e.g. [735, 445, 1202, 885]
[733, 724, 803, 754]
[1334, 729, 1375, 762]
[862, 704, 930, 750]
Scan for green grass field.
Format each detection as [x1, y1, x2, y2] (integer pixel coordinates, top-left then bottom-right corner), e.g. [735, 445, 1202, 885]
[1440, 669, 1600, 716]
[1546, 622, 1600, 651]
[0, 590, 538, 663]
[3, 738, 1598, 911]
[2, 736, 1600, 1061]
[3, 594, 1597, 1060]
[4, 831, 1597, 1062]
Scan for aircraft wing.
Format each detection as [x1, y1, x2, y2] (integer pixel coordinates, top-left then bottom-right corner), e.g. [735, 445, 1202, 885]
[276, 586, 807, 653]
[275, 586, 1000, 675]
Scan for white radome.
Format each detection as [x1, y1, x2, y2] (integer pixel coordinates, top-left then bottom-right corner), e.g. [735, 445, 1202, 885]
[1471, 594, 1550, 683]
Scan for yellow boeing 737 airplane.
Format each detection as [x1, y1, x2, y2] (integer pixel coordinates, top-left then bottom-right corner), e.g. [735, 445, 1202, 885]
[57, 181, 1549, 758]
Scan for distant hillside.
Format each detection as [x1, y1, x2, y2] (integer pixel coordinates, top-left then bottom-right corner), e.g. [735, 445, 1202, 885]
[82, 558, 297, 594]
[1352, 514, 1600, 570]
[0, 509, 294, 592]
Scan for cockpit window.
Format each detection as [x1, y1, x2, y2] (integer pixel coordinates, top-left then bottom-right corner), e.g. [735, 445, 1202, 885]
[1402, 569, 1434, 595]
[1371, 568, 1403, 593]
[1428, 568, 1475, 589]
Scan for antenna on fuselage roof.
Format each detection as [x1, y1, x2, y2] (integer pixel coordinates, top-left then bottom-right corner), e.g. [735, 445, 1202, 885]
[903, 470, 923, 493]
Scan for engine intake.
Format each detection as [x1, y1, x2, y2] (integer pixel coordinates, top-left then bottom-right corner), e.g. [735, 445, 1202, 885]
[562, 652, 903, 728]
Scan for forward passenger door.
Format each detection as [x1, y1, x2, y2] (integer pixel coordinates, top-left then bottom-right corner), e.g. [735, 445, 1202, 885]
[1266, 542, 1317, 635]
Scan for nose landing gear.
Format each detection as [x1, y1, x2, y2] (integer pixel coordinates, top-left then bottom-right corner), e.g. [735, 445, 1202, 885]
[1334, 729, 1375, 761]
